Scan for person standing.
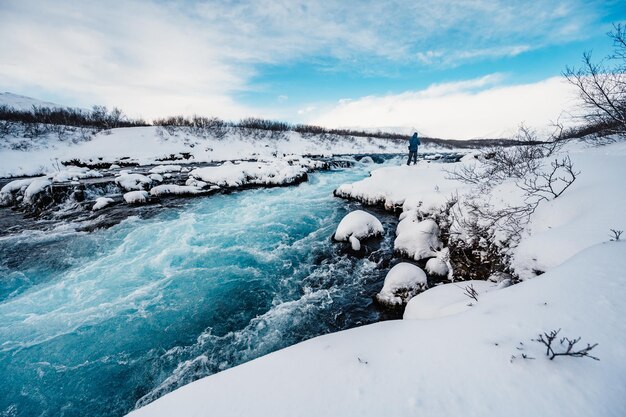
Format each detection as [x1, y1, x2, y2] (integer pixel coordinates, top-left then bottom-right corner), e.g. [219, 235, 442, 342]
[407, 132, 420, 165]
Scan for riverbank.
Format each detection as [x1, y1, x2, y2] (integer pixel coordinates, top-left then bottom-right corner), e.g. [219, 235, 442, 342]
[128, 138, 626, 417]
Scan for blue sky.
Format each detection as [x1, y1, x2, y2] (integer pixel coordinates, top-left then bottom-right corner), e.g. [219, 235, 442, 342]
[0, 0, 624, 138]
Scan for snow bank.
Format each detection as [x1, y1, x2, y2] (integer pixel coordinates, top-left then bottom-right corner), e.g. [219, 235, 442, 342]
[189, 161, 307, 188]
[127, 242, 626, 417]
[375, 262, 427, 306]
[403, 280, 497, 319]
[92, 197, 114, 211]
[334, 162, 467, 213]
[394, 216, 442, 260]
[333, 210, 384, 249]
[115, 174, 152, 191]
[149, 184, 203, 197]
[0, 126, 409, 177]
[123, 191, 150, 204]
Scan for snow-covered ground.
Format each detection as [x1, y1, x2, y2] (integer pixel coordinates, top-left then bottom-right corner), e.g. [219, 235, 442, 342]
[0, 125, 412, 178]
[128, 138, 626, 417]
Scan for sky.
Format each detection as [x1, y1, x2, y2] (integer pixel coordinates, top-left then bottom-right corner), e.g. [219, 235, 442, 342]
[0, 0, 624, 139]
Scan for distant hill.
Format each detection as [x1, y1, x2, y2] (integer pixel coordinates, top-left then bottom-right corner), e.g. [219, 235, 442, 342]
[0, 92, 65, 111]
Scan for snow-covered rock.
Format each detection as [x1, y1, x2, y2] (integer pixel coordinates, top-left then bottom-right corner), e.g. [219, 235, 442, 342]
[115, 173, 152, 191]
[123, 190, 150, 204]
[333, 210, 384, 250]
[92, 197, 114, 211]
[375, 262, 428, 307]
[23, 178, 51, 204]
[425, 248, 450, 277]
[403, 280, 498, 320]
[185, 178, 208, 188]
[394, 216, 442, 260]
[149, 184, 203, 197]
[149, 173, 164, 182]
[189, 161, 307, 188]
[334, 162, 467, 213]
[359, 156, 375, 164]
[149, 164, 182, 174]
[49, 167, 103, 182]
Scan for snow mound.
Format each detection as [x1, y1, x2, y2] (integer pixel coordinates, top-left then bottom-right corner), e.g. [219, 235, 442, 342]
[150, 184, 203, 197]
[333, 210, 384, 249]
[149, 165, 182, 174]
[189, 161, 307, 188]
[123, 190, 150, 204]
[375, 262, 427, 307]
[92, 197, 114, 211]
[115, 174, 152, 191]
[394, 216, 442, 260]
[403, 280, 497, 319]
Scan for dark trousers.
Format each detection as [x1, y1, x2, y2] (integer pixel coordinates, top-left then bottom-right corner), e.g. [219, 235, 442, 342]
[407, 150, 417, 165]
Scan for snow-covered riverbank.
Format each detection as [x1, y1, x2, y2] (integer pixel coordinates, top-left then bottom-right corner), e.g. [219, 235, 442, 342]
[128, 139, 626, 417]
[0, 125, 415, 178]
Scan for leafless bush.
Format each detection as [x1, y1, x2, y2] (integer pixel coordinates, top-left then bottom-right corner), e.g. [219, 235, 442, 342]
[463, 283, 479, 302]
[518, 155, 580, 201]
[564, 23, 626, 139]
[534, 329, 599, 361]
[609, 229, 623, 241]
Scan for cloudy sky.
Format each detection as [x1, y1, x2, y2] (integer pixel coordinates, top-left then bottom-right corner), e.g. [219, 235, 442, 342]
[0, 0, 624, 138]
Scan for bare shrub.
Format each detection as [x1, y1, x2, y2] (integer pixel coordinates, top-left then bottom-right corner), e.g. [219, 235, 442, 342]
[564, 23, 626, 139]
[534, 329, 599, 361]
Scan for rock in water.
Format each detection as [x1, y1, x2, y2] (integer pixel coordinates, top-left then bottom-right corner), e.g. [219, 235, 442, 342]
[375, 262, 427, 307]
[333, 210, 384, 244]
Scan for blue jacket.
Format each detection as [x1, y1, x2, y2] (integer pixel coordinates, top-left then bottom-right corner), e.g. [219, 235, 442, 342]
[409, 133, 420, 151]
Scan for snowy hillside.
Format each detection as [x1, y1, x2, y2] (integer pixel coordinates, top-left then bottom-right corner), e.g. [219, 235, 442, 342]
[0, 92, 64, 110]
[127, 139, 626, 417]
[0, 125, 414, 178]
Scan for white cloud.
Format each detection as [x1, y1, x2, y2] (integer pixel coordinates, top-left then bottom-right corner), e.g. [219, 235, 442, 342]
[310, 76, 582, 139]
[0, 0, 600, 119]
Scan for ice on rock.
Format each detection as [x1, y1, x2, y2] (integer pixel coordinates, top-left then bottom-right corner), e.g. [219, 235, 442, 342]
[394, 216, 442, 261]
[375, 262, 427, 307]
[333, 210, 383, 250]
[149, 165, 182, 174]
[92, 197, 114, 211]
[123, 190, 150, 204]
[359, 156, 375, 164]
[403, 280, 498, 319]
[348, 235, 361, 251]
[115, 173, 152, 191]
